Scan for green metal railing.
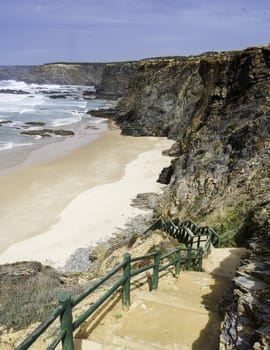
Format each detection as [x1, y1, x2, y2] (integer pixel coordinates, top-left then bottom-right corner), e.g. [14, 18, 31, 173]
[15, 217, 219, 350]
[145, 217, 221, 255]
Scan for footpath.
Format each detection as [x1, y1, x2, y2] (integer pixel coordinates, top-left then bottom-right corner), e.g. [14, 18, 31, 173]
[73, 247, 246, 350]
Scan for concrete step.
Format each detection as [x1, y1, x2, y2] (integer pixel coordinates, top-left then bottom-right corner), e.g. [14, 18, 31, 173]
[74, 336, 173, 349]
[76, 272, 230, 350]
[112, 272, 228, 350]
[74, 249, 246, 350]
[203, 247, 246, 278]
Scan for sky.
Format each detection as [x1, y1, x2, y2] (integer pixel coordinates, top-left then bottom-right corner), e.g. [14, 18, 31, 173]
[0, 0, 269, 65]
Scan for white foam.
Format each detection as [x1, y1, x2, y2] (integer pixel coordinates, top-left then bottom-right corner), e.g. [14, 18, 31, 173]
[5, 120, 24, 128]
[14, 142, 33, 147]
[0, 94, 46, 113]
[49, 116, 82, 127]
[0, 140, 34, 151]
[90, 116, 107, 124]
[0, 141, 13, 151]
[0, 117, 9, 123]
[0, 80, 29, 91]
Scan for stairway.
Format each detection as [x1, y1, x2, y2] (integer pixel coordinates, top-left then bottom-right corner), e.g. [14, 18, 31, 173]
[203, 246, 246, 278]
[74, 247, 246, 350]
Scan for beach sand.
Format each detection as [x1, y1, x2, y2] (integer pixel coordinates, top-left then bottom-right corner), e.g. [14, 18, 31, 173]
[0, 125, 173, 268]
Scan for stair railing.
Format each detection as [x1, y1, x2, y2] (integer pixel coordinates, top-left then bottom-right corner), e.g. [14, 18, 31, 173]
[15, 216, 218, 350]
[15, 244, 203, 350]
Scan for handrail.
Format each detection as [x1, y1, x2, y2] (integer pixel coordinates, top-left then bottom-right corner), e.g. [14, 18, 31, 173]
[145, 217, 220, 252]
[72, 261, 125, 307]
[130, 251, 156, 262]
[15, 216, 219, 350]
[73, 277, 125, 330]
[15, 305, 64, 350]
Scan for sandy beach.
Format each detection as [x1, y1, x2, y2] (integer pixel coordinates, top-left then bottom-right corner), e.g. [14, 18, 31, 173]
[0, 125, 173, 268]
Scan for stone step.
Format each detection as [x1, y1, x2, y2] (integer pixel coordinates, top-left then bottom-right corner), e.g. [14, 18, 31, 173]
[74, 337, 170, 349]
[74, 250, 246, 350]
[76, 272, 230, 350]
[139, 271, 228, 313]
[203, 247, 246, 278]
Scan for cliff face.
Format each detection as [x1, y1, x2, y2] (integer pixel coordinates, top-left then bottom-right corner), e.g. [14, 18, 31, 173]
[114, 46, 270, 244]
[113, 45, 270, 349]
[0, 62, 138, 98]
[96, 62, 138, 98]
[0, 64, 103, 84]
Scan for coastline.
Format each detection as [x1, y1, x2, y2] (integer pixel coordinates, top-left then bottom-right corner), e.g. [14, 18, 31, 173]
[0, 124, 173, 269]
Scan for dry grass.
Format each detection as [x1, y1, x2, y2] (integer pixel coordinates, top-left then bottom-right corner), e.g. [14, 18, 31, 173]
[0, 274, 84, 330]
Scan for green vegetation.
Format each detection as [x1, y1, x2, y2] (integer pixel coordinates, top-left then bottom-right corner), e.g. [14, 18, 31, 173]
[212, 203, 250, 247]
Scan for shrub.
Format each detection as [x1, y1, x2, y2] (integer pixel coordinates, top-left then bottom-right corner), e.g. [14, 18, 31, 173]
[0, 274, 84, 330]
[213, 203, 250, 247]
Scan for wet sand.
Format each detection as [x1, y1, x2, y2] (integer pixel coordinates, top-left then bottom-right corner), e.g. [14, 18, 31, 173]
[0, 125, 173, 268]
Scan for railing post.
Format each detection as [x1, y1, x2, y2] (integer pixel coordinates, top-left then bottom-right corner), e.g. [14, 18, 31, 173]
[206, 230, 212, 256]
[122, 252, 131, 308]
[187, 246, 192, 271]
[59, 291, 74, 350]
[198, 247, 203, 271]
[152, 248, 160, 290]
[197, 233, 201, 249]
[175, 246, 181, 277]
[217, 236, 221, 248]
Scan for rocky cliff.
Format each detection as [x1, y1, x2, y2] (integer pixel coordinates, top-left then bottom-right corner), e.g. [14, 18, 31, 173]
[0, 61, 138, 98]
[111, 45, 270, 349]
[114, 45, 270, 244]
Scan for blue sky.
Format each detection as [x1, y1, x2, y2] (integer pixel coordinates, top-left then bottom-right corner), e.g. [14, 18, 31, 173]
[0, 0, 269, 64]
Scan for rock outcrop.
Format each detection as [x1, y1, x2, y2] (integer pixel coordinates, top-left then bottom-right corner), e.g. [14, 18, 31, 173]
[220, 201, 270, 349]
[113, 45, 270, 244]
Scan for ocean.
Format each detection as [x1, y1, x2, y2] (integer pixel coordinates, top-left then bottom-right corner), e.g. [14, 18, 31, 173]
[0, 80, 112, 171]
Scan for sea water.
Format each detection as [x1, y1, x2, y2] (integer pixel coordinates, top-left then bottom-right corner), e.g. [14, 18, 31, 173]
[0, 80, 112, 171]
